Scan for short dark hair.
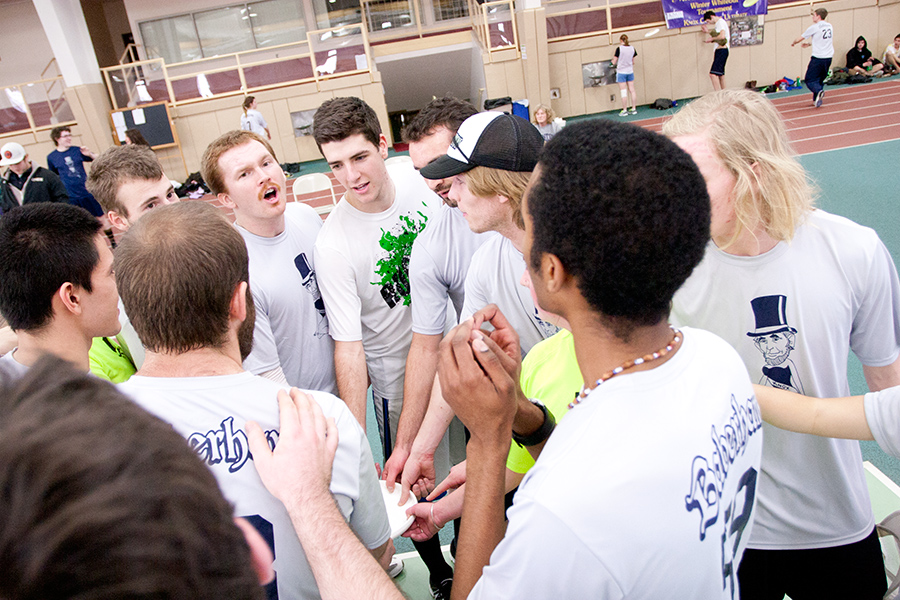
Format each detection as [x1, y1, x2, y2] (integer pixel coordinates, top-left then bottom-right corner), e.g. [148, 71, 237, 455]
[528, 120, 710, 340]
[0, 356, 264, 600]
[814, 8, 827, 19]
[402, 96, 478, 143]
[50, 126, 71, 144]
[313, 97, 381, 153]
[0, 203, 101, 331]
[87, 144, 164, 216]
[115, 201, 251, 354]
[201, 130, 278, 196]
[703, 10, 715, 20]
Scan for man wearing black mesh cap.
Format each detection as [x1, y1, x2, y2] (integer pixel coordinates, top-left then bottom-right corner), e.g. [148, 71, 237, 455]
[420, 111, 559, 354]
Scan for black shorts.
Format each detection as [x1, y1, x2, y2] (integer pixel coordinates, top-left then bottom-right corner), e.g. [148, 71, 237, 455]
[738, 527, 887, 599]
[711, 47, 729, 76]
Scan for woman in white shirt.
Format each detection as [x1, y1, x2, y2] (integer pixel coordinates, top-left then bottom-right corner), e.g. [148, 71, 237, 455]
[611, 34, 637, 116]
[240, 96, 271, 140]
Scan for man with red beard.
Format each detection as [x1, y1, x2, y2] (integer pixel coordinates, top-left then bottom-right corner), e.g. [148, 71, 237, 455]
[201, 131, 337, 394]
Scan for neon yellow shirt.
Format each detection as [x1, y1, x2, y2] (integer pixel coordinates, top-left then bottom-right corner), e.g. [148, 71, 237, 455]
[507, 329, 582, 474]
[89, 336, 137, 384]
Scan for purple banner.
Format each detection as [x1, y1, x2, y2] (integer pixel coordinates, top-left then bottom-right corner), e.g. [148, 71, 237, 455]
[661, 0, 768, 29]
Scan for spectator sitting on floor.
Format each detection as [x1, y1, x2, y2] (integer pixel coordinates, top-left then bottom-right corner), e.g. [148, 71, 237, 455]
[883, 34, 900, 74]
[847, 36, 884, 76]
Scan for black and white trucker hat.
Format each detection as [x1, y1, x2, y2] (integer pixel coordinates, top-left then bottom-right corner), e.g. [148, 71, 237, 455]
[419, 111, 543, 180]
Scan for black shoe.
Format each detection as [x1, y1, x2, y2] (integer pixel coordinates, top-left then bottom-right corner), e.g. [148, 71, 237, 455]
[430, 578, 453, 600]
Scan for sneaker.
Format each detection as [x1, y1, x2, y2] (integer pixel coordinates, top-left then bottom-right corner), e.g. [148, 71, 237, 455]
[629, 108, 637, 115]
[618, 109, 629, 116]
[430, 578, 453, 599]
[814, 90, 824, 108]
[387, 555, 404, 578]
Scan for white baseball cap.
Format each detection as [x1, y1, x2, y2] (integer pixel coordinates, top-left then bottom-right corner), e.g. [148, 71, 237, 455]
[0, 142, 26, 167]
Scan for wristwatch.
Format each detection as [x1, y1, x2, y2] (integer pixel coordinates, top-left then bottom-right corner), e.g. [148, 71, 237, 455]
[512, 398, 556, 447]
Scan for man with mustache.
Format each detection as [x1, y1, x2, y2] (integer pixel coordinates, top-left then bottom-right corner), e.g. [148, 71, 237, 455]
[202, 130, 336, 394]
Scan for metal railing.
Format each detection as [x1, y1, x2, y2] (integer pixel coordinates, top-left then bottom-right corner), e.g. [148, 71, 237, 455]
[0, 58, 76, 138]
[101, 23, 376, 110]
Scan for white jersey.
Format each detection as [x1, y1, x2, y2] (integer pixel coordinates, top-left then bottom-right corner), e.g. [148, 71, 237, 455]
[715, 18, 730, 50]
[672, 209, 900, 550]
[121, 372, 390, 600]
[884, 44, 899, 63]
[410, 202, 489, 335]
[0, 350, 29, 378]
[314, 162, 438, 399]
[117, 298, 145, 369]
[614, 44, 636, 74]
[802, 21, 834, 58]
[241, 108, 268, 136]
[865, 386, 900, 459]
[461, 233, 558, 355]
[470, 327, 763, 599]
[238, 202, 337, 394]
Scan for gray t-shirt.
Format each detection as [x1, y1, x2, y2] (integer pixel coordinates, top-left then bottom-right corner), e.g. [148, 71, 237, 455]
[0, 350, 29, 378]
[410, 202, 489, 335]
[865, 386, 900, 459]
[238, 202, 337, 394]
[461, 234, 559, 356]
[672, 209, 900, 550]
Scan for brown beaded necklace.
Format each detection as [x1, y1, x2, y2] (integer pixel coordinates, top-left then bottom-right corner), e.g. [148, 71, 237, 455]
[569, 327, 682, 409]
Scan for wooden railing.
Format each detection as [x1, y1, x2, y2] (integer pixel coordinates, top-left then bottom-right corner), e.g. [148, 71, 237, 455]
[0, 58, 76, 138]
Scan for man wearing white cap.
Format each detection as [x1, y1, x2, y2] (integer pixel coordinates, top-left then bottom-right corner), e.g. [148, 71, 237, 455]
[0, 142, 68, 214]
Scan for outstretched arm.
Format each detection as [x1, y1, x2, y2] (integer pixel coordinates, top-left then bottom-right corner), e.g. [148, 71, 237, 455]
[247, 388, 403, 600]
[753, 384, 873, 441]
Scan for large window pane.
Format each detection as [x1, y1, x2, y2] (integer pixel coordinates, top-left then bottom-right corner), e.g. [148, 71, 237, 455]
[312, 0, 362, 30]
[365, 0, 414, 33]
[140, 15, 202, 64]
[248, 0, 306, 47]
[195, 6, 255, 57]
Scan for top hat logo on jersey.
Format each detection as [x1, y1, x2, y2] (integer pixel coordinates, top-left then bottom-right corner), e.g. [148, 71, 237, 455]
[746, 294, 804, 394]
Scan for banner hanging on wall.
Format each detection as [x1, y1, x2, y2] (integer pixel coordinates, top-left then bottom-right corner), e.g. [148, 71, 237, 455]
[661, 0, 768, 29]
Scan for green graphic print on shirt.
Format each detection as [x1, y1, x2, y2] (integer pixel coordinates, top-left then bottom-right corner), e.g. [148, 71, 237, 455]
[372, 209, 428, 309]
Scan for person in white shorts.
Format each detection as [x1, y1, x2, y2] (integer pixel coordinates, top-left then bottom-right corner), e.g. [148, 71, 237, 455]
[201, 130, 336, 394]
[380, 98, 483, 531]
[243, 117, 763, 600]
[664, 88, 900, 600]
[114, 201, 393, 600]
[884, 34, 900, 74]
[311, 96, 452, 596]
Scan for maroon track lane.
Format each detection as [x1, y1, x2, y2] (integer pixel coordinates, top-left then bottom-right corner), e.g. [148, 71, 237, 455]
[635, 79, 900, 154]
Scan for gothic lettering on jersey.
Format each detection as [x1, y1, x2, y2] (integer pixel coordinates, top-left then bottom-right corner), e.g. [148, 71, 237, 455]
[684, 394, 761, 541]
[746, 294, 805, 394]
[684, 394, 761, 599]
[187, 416, 280, 473]
[294, 252, 328, 338]
[371, 209, 428, 308]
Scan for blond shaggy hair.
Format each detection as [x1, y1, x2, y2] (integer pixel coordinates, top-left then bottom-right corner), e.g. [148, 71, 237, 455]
[662, 89, 814, 246]
[532, 104, 556, 125]
[464, 166, 531, 229]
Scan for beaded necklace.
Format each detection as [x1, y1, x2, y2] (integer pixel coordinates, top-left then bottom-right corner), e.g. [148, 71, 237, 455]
[569, 327, 682, 409]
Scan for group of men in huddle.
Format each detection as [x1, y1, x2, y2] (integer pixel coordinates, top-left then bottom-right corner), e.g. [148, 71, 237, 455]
[1, 88, 899, 600]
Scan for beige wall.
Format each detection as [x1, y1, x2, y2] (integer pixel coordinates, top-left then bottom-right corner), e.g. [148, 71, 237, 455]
[502, 0, 897, 119]
[153, 73, 390, 181]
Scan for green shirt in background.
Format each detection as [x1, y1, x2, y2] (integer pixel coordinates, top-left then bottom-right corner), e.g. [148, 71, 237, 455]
[89, 336, 137, 384]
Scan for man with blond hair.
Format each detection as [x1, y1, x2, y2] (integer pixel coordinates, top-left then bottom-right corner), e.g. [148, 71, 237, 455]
[664, 88, 900, 599]
[116, 201, 392, 599]
[202, 130, 336, 393]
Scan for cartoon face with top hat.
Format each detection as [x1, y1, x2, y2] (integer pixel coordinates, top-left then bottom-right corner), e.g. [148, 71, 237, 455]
[747, 295, 805, 394]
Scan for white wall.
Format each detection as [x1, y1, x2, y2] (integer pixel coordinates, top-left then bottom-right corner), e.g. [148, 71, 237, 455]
[0, 1, 55, 86]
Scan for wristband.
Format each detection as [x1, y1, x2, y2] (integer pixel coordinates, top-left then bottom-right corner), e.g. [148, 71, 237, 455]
[512, 398, 556, 447]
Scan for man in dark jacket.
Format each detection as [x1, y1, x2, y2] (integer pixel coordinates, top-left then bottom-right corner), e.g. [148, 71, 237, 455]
[0, 142, 68, 215]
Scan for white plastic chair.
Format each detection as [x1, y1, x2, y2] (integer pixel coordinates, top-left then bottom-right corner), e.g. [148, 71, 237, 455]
[384, 155, 413, 167]
[291, 172, 337, 215]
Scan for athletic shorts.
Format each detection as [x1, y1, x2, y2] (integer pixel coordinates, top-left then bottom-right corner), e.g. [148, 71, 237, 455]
[710, 47, 729, 76]
[616, 72, 634, 83]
